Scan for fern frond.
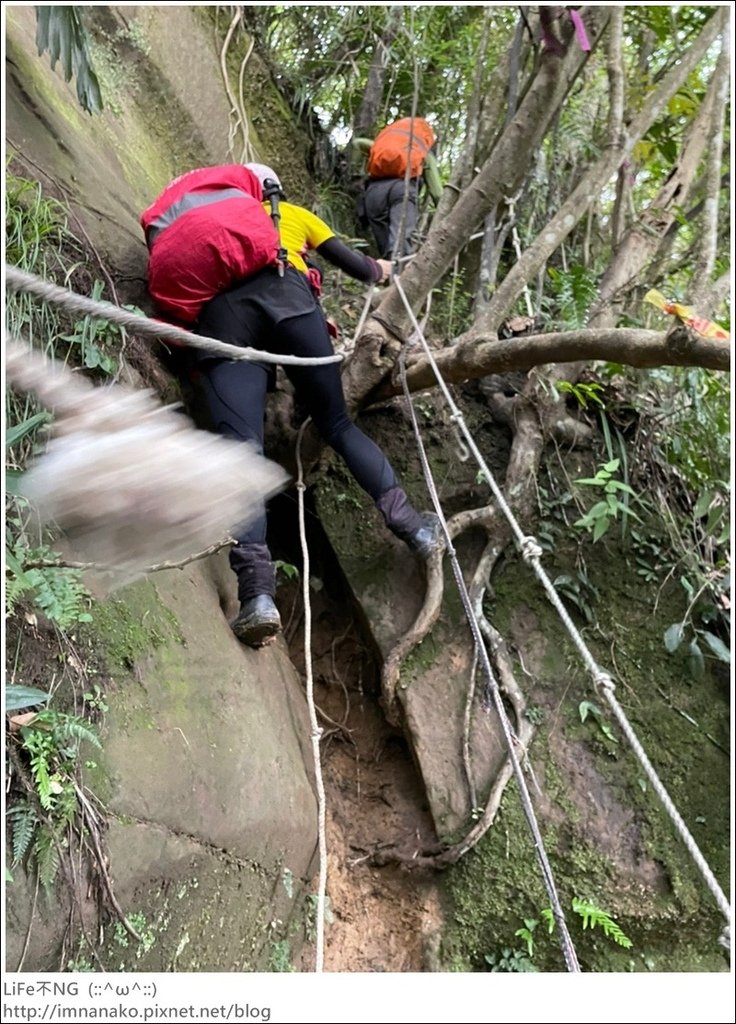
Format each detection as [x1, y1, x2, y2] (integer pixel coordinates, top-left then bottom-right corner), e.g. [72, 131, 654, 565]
[57, 716, 102, 751]
[572, 898, 633, 949]
[5, 571, 33, 615]
[7, 803, 39, 865]
[29, 751, 53, 810]
[34, 825, 61, 893]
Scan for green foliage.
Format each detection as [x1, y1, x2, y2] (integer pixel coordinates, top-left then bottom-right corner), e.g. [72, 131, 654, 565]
[542, 898, 632, 949]
[514, 917, 539, 957]
[544, 266, 599, 330]
[7, 803, 39, 866]
[35, 6, 103, 114]
[274, 560, 300, 582]
[20, 708, 100, 813]
[433, 266, 474, 339]
[33, 824, 62, 893]
[663, 571, 730, 681]
[552, 570, 599, 624]
[7, 698, 102, 894]
[259, 5, 512, 165]
[4, 173, 126, 633]
[573, 459, 643, 542]
[579, 700, 618, 745]
[556, 380, 604, 410]
[305, 893, 334, 944]
[5, 412, 52, 450]
[83, 685, 109, 715]
[59, 279, 125, 375]
[268, 938, 295, 973]
[571, 899, 633, 949]
[484, 947, 538, 972]
[5, 685, 52, 712]
[5, 539, 93, 628]
[112, 912, 156, 957]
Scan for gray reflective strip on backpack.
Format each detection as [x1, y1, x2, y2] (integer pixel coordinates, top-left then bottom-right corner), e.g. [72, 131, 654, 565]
[146, 188, 252, 246]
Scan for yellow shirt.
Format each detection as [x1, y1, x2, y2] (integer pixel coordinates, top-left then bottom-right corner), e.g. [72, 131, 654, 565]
[262, 202, 334, 274]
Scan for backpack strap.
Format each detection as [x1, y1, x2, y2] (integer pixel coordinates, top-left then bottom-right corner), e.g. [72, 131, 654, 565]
[263, 178, 289, 277]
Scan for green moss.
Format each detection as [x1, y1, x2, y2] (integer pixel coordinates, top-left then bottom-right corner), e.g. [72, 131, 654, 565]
[440, 532, 730, 973]
[400, 633, 439, 686]
[6, 34, 87, 136]
[91, 579, 182, 673]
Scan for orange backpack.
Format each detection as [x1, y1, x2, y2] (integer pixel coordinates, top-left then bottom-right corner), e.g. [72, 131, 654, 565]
[367, 118, 436, 180]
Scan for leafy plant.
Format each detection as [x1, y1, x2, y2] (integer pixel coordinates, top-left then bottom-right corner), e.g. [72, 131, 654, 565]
[515, 918, 539, 957]
[268, 938, 295, 973]
[573, 458, 643, 542]
[6, 541, 93, 628]
[20, 709, 101, 812]
[35, 6, 103, 114]
[557, 380, 605, 409]
[542, 898, 633, 949]
[274, 560, 300, 582]
[7, 699, 101, 894]
[545, 265, 599, 330]
[484, 947, 538, 972]
[571, 899, 633, 948]
[5, 686, 52, 713]
[553, 571, 599, 623]
[579, 700, 618, 745]
[59, 279, 124, 376]
[305, 893, 334, 944]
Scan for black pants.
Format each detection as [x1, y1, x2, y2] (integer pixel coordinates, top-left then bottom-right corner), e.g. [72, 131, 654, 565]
[194, 268, 421, 600]
[364, 178, 419, 259]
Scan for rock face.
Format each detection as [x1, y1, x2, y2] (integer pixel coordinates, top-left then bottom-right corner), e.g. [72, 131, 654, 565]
[5, 6, 317, 971]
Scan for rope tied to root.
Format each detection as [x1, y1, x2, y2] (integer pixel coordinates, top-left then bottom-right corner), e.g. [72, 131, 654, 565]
[391, 273, 732, 945]
[593, 671, 616, 694]
[520, 536, 543, 562]
[397, 346, 582, 974]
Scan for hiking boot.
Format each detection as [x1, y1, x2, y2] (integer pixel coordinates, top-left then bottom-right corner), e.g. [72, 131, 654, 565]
[406, 512, 444, 560]
[231, 595, 282, 648]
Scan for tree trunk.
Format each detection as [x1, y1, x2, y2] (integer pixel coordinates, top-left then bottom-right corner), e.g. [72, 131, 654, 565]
[343, 6, 611, 411]
[476, 8, 720, 332]
[690, 14, 730, 306]
[353, 6, 403, 139]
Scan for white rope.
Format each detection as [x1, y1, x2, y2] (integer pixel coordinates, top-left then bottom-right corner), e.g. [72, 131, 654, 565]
[505, 193, 535, 318]
[392, 274, 732, 933]
[5, 265, 343, 368]
[338, 287, 375, 357]
[398, 346, 581, 973]
[295, 419, 329, 973]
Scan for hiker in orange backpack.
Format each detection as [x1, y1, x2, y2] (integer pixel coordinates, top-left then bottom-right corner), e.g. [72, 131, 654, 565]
[141, 163, 443, 649]
[354, 117, 442, 261]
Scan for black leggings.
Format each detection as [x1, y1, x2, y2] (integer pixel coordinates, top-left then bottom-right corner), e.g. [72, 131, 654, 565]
[196, 301, 398, 548]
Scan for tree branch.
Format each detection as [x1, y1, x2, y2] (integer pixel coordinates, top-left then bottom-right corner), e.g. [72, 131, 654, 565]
[343, 7, 611, 409]
[477, 8, 722, 331]
[372, 327, 728, 401]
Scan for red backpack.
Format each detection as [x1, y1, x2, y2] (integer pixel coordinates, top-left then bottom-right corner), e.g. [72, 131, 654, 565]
[367, 118, 436, 180]
[141, 165, 279, 324]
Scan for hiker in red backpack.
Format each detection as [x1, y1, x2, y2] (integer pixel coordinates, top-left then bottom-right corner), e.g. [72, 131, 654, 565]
[142, 163, 442, 648]
[355, 117, 442, 261]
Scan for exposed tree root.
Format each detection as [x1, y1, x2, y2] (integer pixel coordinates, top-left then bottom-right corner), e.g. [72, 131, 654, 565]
[374, 374, 572, 868]
[380, 505, 499, 726]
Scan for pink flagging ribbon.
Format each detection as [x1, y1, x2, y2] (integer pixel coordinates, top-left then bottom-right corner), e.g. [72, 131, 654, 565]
[569, 9, 591, 52]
